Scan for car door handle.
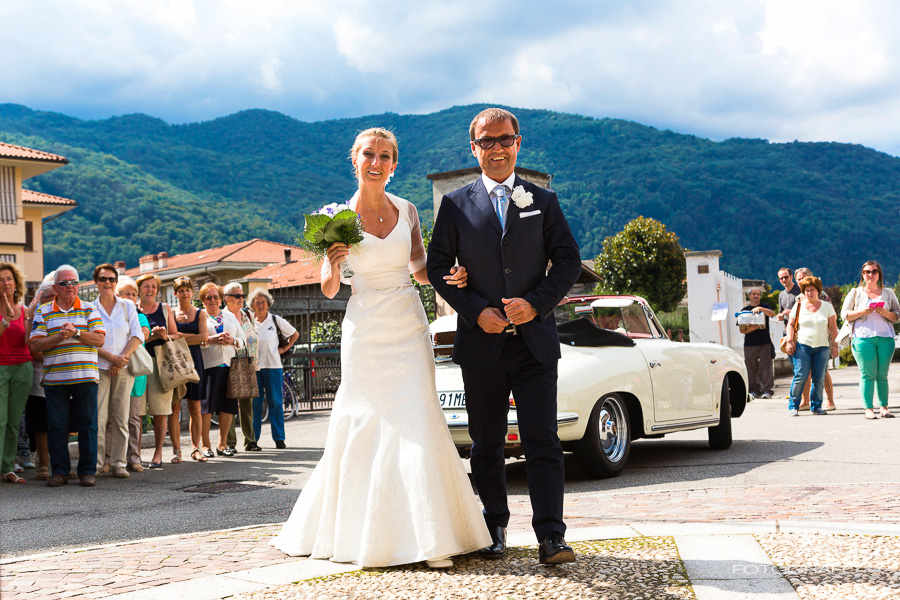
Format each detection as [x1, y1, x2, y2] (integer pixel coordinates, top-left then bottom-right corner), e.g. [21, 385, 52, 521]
[649, 361, 661, 368]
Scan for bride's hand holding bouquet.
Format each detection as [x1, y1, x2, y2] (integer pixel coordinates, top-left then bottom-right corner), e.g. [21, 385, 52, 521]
[297, 202, 365, 281]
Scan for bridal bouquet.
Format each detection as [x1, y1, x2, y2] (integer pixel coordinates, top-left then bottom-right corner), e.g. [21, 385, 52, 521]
[296, 203, 364, 278]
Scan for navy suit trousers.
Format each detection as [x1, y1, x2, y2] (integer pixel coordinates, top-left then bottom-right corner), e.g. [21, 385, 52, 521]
[461, 333, 565, 541]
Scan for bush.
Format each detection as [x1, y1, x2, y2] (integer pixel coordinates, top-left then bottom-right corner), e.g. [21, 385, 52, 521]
[839, 342, 900, 365]
[593, 216, 687, 313]
[839, 345, 855, 366]
[656, 307, 690, 341]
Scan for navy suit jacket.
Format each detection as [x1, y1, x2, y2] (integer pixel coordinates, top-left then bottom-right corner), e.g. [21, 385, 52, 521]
[427, 175, 581, 367]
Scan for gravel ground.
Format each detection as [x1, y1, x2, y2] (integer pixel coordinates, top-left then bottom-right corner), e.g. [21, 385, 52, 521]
[756, 533, 900, 599]
[232, 538, 695, 600]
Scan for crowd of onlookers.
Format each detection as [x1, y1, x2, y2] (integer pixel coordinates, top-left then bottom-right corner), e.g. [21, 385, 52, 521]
[740, 261, 897, 420]
[0, 262, 299, 487]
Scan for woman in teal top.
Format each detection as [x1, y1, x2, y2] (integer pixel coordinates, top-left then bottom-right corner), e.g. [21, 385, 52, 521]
[116, 278, 150, 472]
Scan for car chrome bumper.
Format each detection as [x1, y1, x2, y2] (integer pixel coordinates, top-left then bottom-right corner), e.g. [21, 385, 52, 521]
[445, 411, 579, 430]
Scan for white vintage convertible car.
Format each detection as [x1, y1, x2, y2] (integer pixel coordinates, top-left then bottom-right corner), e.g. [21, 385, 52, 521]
[431, 295, 750, 479]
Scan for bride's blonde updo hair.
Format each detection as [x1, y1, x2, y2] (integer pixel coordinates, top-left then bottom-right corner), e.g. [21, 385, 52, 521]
[349, 128, 399, 166]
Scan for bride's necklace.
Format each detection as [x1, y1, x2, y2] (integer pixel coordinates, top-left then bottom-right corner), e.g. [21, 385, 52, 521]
[364, 196, 388, 223]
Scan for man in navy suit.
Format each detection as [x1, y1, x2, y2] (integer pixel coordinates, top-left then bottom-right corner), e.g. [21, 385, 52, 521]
[427, 108, 582, 564]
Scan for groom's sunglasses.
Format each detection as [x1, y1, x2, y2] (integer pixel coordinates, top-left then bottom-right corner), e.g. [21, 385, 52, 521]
[472, 134, 520, 150]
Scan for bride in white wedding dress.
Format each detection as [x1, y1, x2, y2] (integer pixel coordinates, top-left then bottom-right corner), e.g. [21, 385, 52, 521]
[271, 128, 490, 568]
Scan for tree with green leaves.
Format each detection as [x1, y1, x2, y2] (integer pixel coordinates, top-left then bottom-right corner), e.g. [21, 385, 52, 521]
[593, 216, 686, 312]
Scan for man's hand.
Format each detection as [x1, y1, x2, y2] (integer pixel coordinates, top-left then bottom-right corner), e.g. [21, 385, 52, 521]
[443, 266, 467, 288]
[59, 322, 77, 340]
[110, 354, 129, 369]
[502, 297, 537, 325]
[477, 307, 510, 334]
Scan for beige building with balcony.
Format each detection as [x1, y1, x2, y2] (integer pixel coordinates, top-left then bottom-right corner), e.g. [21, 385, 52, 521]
[0, 142, 76, 293]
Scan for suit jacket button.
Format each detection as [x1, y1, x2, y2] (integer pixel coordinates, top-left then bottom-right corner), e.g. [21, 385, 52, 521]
[502, 237, 509, 245]
[504, 268, 511, 275]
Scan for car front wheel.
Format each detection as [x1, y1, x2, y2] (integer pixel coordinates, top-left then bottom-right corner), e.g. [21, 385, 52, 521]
[574, 393, 631, 479]
[708, 377, 733, 450]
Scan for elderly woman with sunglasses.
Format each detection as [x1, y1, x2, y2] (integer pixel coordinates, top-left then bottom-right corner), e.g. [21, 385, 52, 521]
[223, 282, 260, 452]
[784, 276, 839, 416]
[92, 264, 145, 479]
[199, 282, 246, 457]
[841, 261, 899, 420]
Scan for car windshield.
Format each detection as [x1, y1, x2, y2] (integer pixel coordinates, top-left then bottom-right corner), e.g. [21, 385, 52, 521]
[555, 299, 662, 339]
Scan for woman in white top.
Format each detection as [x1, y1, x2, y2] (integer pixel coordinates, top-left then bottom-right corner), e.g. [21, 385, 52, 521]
[248, 289, 298, 449]
[784, 276, 838, 416]
[92, 264, 145, 478]
[199, 282, 245, 457]
[841, 261, 899, 420]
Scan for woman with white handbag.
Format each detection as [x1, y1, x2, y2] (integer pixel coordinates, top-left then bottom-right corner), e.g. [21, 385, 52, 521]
[840, 261, 899, 420]
[92, 264, 145, 478]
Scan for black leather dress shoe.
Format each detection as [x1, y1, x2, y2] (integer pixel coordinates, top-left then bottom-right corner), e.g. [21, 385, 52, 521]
[275, 440, 287, 449]
[539, 532, 576, 565]
[478, 525, 506, 559]
[245, 443, 262, 452]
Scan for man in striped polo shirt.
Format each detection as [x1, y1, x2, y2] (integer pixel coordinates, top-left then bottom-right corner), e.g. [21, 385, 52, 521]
[29, 265, 105, 487]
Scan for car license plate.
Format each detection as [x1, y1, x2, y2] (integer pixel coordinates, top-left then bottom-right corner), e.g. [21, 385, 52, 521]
[438, 391, 466, 408]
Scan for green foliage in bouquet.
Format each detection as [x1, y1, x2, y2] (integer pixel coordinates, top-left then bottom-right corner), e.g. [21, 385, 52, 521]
[296, 204, 364, 260]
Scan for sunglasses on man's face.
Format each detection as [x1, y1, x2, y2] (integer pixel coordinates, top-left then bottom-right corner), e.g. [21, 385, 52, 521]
[472, 134, 520, 150]
[96, 276, 117, 283]
[56, 280, 78, 287]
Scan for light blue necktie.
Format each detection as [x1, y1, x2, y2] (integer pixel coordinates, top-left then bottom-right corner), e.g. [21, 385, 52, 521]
[493, 185, 510, 228]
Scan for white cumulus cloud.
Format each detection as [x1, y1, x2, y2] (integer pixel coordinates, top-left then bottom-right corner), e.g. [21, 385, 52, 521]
[2, 0, 900, 154]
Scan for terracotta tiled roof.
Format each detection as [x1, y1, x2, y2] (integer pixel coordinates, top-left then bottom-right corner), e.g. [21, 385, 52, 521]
[242, 258, 322, 289]
[0, 142, 67, 163]
[122, 239, 311, 277]
[21, 189, 77, 206]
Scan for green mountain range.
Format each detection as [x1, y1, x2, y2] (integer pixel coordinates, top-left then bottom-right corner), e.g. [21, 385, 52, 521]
[1, 103, 897, 286]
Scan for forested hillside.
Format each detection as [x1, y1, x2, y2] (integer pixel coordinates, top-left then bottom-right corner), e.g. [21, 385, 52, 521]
[2, 103, 898, 285]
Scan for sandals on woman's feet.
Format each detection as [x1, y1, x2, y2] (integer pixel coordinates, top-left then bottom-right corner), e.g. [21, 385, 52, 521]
[190, 448, 208, 462]
[171, 450, 182, 464]
[2, 472, 25, 484]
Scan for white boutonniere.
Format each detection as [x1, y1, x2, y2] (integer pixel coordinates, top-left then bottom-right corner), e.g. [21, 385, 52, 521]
[511, 185, 534, 209]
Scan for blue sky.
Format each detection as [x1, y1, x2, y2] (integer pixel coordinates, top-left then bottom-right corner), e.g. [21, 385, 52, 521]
[4, 0, 900, 155]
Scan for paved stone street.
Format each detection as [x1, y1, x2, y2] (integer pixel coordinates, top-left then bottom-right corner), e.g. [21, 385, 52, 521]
[2, 365, 900, 599]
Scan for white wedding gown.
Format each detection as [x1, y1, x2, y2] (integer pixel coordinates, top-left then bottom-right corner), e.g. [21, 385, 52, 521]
[271, 194, 490, 567]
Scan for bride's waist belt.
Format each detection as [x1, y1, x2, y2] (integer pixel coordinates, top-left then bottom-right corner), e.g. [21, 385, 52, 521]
[351, 268, 412, 294]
